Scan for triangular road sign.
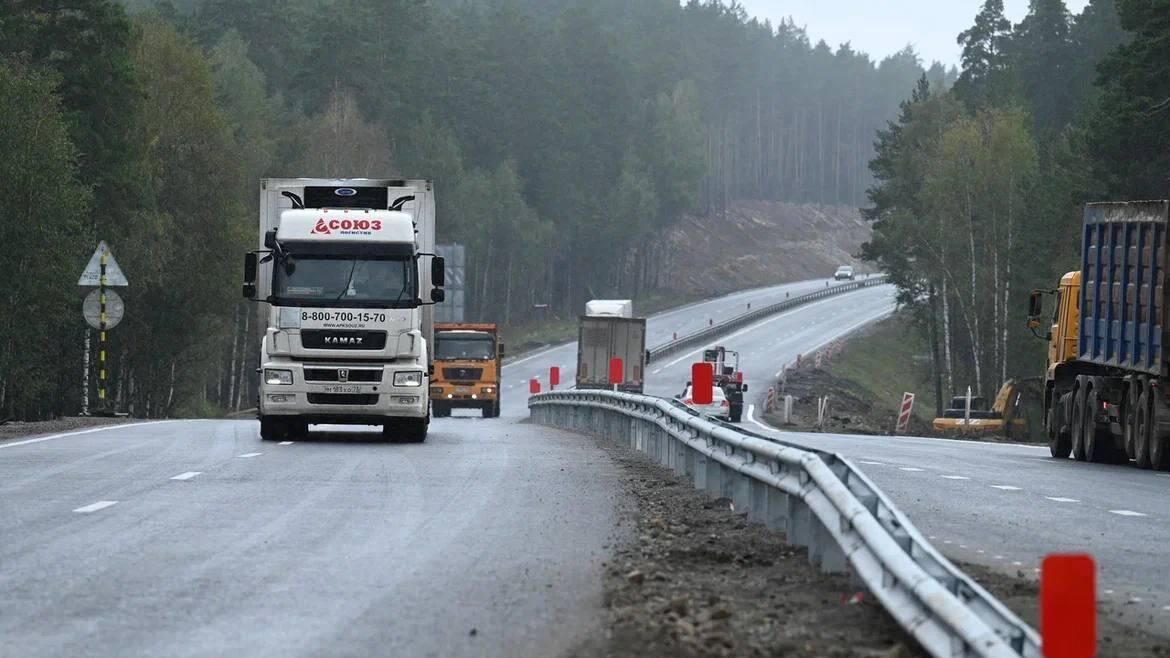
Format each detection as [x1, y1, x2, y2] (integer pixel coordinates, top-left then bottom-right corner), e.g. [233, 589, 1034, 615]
[78, 241, 129, 287]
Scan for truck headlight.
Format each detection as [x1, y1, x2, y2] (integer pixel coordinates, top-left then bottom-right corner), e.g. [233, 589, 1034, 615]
[265, 369, 293, 385]
[394, 371, 423, 387]
[481, 387, 494, 394]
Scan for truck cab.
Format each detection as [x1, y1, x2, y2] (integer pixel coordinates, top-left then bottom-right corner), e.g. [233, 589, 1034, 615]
[430, 323, 503, 418]
[243, 179, 443, 442]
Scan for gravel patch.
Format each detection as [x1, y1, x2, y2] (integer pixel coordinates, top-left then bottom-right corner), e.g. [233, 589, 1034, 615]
[0, 416, 139, 443]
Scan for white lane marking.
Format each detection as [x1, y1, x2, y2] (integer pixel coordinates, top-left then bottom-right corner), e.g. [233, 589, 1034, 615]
[1109, 509, 1147, 517]
[859, 460, 886, 466]
[1012, 561, 1023, 567]
[1163, 606, 1170, 612]
[170, 472, 202, 481]
[505, 343, 574, 368]
[993, 555, 1005, 560]
[990, 485, 1022, 490]
[960, 544, 968, 549]
[238, 452, 263, 458]
[940, 475, 970, 480]
[0, 420, 172, 450]
[278, 441, 293, 446]
[977, 550, 985, 554]
[1129, 597, 1144, 603]
[658, 292, 891, 369]
[1046, 497, 1079, 503]
[745, 406, 777, 433]
[74, 500, 118, 514]
[899, 467, 924, 472]
[943, 540, 952, 544]
[652, 368, 664, 375]
[1104, 590, 1115, 595]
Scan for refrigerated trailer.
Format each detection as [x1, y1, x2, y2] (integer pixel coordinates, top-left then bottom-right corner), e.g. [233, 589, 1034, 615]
[242, 178, 445, 442]
[576, 315, 647, 394]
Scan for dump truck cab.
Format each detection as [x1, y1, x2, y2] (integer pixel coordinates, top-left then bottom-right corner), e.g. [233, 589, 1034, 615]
[430, 323, 503, 418]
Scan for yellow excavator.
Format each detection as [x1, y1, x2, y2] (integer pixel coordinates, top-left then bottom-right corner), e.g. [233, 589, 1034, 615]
[932, 378, 1040, 440]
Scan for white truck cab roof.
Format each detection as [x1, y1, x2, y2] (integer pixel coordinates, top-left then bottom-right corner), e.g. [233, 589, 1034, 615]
[276, 208, 415, 244]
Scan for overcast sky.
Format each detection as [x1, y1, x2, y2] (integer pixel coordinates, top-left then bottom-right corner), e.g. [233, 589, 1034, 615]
[735, 0, 1090, 67]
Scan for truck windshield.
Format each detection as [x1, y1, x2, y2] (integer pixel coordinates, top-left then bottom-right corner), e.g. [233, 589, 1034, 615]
[273, 256, 416, 308]
[435, 333, 495, 360]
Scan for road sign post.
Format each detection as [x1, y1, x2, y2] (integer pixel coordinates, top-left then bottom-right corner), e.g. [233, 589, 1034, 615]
[78, 242, 128, 416]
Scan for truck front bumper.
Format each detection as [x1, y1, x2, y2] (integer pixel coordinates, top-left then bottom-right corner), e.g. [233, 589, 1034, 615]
[259, 364, 428, 423]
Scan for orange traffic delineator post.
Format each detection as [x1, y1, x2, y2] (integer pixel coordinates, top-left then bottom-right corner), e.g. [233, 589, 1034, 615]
[549, 366, 560, 389]
[1041, 553, 1096, 658]
[529, 378, 540, 395]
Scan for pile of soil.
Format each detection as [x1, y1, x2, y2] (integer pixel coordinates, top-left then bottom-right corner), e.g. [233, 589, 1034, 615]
[569, 436, 927, 658]
[663, 201, 872, 295]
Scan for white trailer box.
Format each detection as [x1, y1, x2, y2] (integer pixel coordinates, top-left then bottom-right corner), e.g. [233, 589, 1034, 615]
[585, 299, 633, 318]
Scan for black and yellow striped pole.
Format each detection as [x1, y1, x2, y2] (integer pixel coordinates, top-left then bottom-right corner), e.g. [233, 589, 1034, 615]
[98, 250, 108, 408]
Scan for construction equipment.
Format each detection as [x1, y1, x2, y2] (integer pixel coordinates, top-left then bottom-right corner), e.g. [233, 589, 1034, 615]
[932, 379, 1038, 439]
[1026, 200, 1170, 470]
[702, 346, 747, 422]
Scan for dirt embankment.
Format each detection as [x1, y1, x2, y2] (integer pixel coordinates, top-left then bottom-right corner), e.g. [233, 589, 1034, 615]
[569, 436, 928, 658]
[0, 415, 138, 443]
[663, 201, 872, 295]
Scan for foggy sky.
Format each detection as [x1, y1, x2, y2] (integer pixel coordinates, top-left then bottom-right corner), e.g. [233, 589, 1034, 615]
[736, 0, 1091, 67]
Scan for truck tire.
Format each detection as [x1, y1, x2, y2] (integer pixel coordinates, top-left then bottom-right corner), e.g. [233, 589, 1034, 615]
[1135, 389, 1154, 469]
[482, 401, 496, 418]
[403, 417, 428, 443]
[1083, 388, 1113, 463]
[730, 404, 742, 423]
[259, 417, 286, 441]
[1070, 385, 1088, 462]
[1150, 431, 1170, 471]
[492, 400, 501, 418]
[1047, 403, 1071, 459]
[1124, 386, 1140, 461]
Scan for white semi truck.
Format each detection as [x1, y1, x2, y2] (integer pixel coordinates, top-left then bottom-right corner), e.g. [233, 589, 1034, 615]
[242, 179, 444, 442]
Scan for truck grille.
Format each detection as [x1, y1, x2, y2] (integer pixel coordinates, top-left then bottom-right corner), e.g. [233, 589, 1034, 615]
[304, 368, 382, 383]
[442, 367, 483, 381]
[301, 330, 387, 350]
[307, 393, 379, 406]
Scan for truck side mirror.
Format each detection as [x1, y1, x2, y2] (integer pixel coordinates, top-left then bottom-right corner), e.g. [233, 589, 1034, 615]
[431, 256, 446, 287]
[742, 384, 749, 392]
[431, 288, 446, 303]
[242, 252, 258, 300]
[1027, 291, 1043, 318]
[264, 229, 277, 249]
[499, 342, 506, 358]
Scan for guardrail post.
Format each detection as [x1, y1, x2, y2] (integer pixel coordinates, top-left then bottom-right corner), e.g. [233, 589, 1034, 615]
[748, 479, 767, 524]
[731, 465, 751, 514]
[787, 497, 811, 548]
[765, 487, 789, 532]
[810, 517, 850, 574]
[692, 447, 708, 491]
[705, 454, 722, 498]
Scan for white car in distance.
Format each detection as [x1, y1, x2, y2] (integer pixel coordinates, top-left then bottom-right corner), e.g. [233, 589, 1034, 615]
[678, 385, 731, 421]
[834, 265, 855, 281]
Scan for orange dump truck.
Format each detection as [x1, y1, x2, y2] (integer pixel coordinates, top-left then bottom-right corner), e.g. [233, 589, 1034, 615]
[430, 323, 503, 418]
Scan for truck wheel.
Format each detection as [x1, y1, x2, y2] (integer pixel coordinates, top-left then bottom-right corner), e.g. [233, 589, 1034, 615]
[403, 417, 428, 443]
[1070, 386, 1087, 462]
[730, 404, 742, 423]
[481, 401, 494, 418]
[1124, 387, 1140, 461]
[1047, 403, 1071, 459]
[1083, 389, 1111, 463]
[492, 400, 501, 418]
[1135, 390, 1154, 469]
[259, 417, 286, 441]
[1150, 432, 1170, 471]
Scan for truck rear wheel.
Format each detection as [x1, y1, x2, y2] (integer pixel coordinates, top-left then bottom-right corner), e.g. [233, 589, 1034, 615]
[1070, 386, 1088, 462]
[1135, 389, 1154, 469]
[1150, 431, 1170, 471]
[1047, 403, 1071, 459]
[403, 417, 428, 443]
[1083, 388, 1114, 463]
[1124, 386, 1140, 461]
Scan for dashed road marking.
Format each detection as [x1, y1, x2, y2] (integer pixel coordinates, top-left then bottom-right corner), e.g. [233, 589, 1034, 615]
[899, 467, 924, 472]
[238, 452, 263, 458]
[941, 475, 970, 480]
[74, 501, 118, 514]
[1105, 589, 1115, 595]
[1109, 509, 1147, 517]
[859, 460, 886, 465]
[1162, 605, 1170, 612]
[959, 545, 968, 549]
[943, 540, 952, 545]
[170, 472, 202, 481]
[993, 555, 1005, 560]
[977, 550, 985, 554]
[990, 485, 1022, 490]
[1012, 561, 1023, 567]
[278, 441, 293, 446]
[1129, 597, 1144, 603]
[1045, 497, 1079, 503]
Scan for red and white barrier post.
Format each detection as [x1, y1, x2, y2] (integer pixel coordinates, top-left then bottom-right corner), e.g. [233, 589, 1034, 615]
[895, 392, 915, 434]
[1041, 553, 1096, 658]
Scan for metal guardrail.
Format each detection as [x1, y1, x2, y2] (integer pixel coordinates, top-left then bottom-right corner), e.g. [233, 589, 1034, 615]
[648, 275, 889, 363]
[529, 390, 1041, 658]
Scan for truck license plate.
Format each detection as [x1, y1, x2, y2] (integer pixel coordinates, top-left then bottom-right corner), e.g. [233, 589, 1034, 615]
[455, 386, 471, 394]
[323, 385, 361, 394]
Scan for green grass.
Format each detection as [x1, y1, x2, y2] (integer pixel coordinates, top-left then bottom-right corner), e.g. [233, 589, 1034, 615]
[827, 314, 938, 424]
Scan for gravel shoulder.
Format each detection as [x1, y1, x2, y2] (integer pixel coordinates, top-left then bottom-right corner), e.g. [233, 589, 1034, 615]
[0, 415, 139, 443]
[569, 434, 927, 658]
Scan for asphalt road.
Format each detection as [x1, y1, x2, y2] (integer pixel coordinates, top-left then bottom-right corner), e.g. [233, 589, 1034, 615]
[0, 280, 862, 658]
